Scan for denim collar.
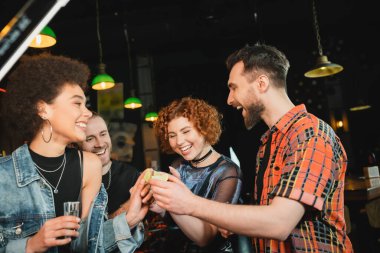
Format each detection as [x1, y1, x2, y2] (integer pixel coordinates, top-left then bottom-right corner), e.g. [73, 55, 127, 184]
[12, 144, 41, 187]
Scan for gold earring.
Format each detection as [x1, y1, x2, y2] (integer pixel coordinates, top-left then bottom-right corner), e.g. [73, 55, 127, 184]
[41, 118, 53, 143]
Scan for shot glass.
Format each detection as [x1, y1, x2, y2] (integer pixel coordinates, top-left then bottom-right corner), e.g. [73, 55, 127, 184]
[63, 201, 80, 239]
[63, 201, 80, 217]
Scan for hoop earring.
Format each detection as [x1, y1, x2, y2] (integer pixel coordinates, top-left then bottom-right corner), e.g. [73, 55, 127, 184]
[41, 119, 53, 143]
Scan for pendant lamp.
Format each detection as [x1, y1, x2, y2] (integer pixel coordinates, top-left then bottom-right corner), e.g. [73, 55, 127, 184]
[92, 63, 115, 90]
[122, 23, 142, 109]
[304, 0, 343, 78]
[91, 0, 115, 90]
[124, 89, 142, 109]
[145, 111, 158, 122]
[29, 26, 56, 48]
[349, 99, 371, 112]
[144, 104, 158, 121]
[349, 104, 371, 112]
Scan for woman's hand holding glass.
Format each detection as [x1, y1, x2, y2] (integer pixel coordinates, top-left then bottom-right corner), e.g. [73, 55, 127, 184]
[25, 215, 81, 252]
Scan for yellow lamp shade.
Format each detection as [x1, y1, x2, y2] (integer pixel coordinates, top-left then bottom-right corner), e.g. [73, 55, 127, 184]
[124, 97, 142, 109]
[29, 26, 57, 48]
[91, 73, 115, 90]
[305, 56, 343, 78]
[145, 112, 158, 122]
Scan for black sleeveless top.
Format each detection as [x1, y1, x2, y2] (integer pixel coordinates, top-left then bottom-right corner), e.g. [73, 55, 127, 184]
[30, 147, 82, 253]
[29, 147, 82, 216]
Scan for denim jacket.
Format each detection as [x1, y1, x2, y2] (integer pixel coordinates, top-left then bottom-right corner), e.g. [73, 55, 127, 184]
[0, 144, 144, 253]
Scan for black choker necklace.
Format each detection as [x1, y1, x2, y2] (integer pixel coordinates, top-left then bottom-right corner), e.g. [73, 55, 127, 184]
[192, 149, 213, 164]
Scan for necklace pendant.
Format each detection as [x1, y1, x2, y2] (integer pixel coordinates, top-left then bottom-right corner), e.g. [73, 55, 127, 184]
[54, 189, 58, 194]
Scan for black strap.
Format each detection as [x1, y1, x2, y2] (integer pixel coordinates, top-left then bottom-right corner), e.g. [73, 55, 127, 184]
[78, 150, 83, 217]
[256, 132, 272, 205]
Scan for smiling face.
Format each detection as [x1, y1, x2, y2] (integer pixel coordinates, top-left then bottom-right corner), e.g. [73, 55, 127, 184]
[167, 116, 210, 161]
[227, 61, 264, 130]
[81, 116, 112, 167]
[40, 83, 92, 144]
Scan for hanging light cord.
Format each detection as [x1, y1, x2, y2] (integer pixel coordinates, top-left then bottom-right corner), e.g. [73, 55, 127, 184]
[96, 0, 103, 64]
[252, 0, 264, 44]
[312, 0, 323, 56]
[123, 22, 135, 93]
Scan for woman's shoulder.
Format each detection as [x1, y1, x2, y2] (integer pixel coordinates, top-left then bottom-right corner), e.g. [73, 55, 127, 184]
[81, 151, 102, 178]
[65, 147, 100, 166]
[218, 155, 240, 169]
[0, 153, 12, 164]
[1, 144, 33, 174]
[171, 157, 186, 168]
[215, 155, 242, 177]
[81, 149, 98, 160]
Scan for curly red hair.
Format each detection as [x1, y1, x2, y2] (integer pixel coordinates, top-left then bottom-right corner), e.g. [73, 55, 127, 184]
[154, 97, 222, 154]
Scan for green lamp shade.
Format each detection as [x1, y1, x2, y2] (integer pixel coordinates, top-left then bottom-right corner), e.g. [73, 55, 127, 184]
[124, 97, 142, 109]
[91, 73, 115, 90]
[145, 112, 158, 122]
[29, 26, 57, 48]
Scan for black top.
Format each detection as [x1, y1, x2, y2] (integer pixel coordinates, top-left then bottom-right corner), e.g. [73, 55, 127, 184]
[103, 160, 140, 214]
[30, 147, 82, 253]
[30, 147, 82, 216]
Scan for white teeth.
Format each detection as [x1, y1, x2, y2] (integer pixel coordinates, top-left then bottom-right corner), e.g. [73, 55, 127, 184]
[237, 106, 242, 110]
[180, 145, 191, 152]
[76, 122, 87, 128]
[95, 149, 106, 155]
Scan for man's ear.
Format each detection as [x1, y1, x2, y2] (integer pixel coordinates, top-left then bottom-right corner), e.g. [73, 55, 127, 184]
[256, 75, 270, 93]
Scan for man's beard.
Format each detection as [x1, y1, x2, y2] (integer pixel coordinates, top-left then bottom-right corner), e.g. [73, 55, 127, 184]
[244, 101, 264, 130]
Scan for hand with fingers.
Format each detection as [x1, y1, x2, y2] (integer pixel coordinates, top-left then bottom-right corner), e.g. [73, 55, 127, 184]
[149, 199, 166, 216]
[148, 166, 179, 215]
[149, 166, 195, 216]
[125, 172, 153, 228]
[108, 170, 153, 220]
[26, 215, 80, 253]
[168, 166, 180, 179]
[218, 227, 234, 238]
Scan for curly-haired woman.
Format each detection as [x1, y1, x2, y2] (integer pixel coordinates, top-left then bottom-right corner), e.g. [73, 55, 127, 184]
[151, 97, 243, 253]
[0, 53, 149, 253]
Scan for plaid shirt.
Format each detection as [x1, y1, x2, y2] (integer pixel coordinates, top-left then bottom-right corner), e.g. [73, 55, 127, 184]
[252, 104, 353, 253]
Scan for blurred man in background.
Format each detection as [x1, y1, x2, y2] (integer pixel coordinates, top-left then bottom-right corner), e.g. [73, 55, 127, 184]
[79, 112, 140, 218]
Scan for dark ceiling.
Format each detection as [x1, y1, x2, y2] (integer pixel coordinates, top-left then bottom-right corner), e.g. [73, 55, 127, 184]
[1, 0, 378, 62]
[1, 0, 379, 118]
